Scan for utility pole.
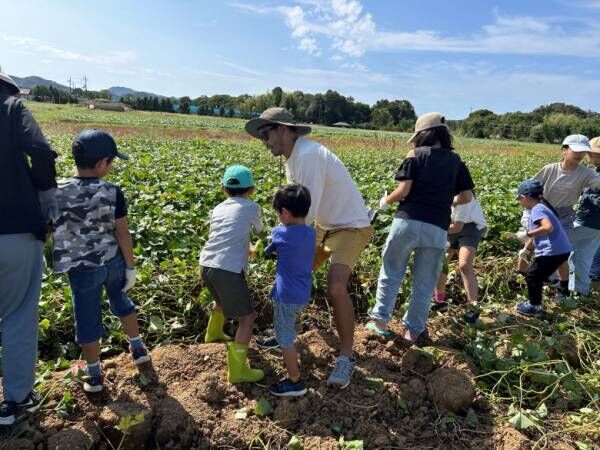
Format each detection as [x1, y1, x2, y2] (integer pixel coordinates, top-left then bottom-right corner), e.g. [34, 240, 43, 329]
[82, 75, 87, 92]
[67, 77, 73, 93]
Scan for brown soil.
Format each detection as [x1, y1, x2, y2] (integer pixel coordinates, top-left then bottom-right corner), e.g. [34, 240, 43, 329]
[0, 323, 553, 449]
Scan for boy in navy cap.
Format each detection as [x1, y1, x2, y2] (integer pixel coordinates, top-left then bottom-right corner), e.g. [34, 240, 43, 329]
[53, 129, 150, 393]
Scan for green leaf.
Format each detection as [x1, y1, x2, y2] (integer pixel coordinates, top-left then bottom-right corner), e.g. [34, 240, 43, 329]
[509, 410, 537, 429]
[365, 377, 384, 390]
[397, 397, 408, 413]
[148, 315, 164, 332]
[576, 441, 591, 450]
[287, 435, 304, 450]
[339, 436, 364, 449]
[465, 408, 480, 427]
[254, 397, 273, 417]
[234, 407, 248, 420]
[330, 420, 343, 435]
[535, 403, 548, 419]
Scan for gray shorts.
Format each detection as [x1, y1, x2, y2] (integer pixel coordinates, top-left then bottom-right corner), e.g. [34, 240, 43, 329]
[201, 266, 254, 318]
[448, 222, 483, 249]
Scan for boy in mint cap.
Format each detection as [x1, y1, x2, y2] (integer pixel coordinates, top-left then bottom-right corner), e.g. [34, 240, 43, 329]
[199, 165, 265, 383]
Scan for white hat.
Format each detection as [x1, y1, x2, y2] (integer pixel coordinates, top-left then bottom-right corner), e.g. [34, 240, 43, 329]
[562, 134, 591, 152]
[0, 72, 19, 95]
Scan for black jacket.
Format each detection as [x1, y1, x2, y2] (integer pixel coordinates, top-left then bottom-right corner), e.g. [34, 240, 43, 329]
[0, 95, 57, 239]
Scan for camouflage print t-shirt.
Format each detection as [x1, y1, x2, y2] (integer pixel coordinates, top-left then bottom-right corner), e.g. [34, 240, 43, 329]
[53, 177, 127, 273]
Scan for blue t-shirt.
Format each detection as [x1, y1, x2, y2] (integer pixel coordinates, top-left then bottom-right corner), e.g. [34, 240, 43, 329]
[529, 203, 572, 257]
[265, 224, 316, 304]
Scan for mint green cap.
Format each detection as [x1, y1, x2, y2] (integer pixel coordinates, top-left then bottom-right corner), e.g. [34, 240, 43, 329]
[222, 165, 254, 188]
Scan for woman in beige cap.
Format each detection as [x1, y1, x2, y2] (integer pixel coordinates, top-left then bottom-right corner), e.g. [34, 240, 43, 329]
[368, 112, 474, 343]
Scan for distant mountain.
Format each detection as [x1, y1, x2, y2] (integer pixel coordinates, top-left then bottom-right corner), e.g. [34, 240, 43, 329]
[8, 75, 164, 99]
[108, 86, 164, 99]
[10, 75, 70, 91]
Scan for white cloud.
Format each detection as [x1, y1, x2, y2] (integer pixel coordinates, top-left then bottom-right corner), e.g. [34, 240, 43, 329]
[1, 34, 137, 66]
[232, 2, 600, 59]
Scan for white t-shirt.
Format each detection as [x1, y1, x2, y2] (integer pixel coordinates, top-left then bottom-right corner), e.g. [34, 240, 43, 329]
[285, 137, 371, 230]
[452, 196, 487, 230]
[199, 197, 263, 273]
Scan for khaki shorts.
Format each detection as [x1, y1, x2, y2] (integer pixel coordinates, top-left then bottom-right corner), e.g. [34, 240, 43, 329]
[314, 225, 373, 270]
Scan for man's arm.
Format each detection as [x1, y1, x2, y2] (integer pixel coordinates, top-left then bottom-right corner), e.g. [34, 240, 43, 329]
[15, 101, 57, 191]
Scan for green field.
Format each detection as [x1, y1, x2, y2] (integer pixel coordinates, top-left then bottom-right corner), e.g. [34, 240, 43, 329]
[19, 102, 600, 448]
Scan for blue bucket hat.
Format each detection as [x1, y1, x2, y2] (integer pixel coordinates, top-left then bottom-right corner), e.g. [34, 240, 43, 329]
[74, 129, 129, 161]
[516, 179, 544, 199]
[222, 165, 254, 189]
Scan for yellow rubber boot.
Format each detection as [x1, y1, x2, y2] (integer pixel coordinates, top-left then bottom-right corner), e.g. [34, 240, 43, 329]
[227, 342, 264, 383]
[204, 310, 232, 343]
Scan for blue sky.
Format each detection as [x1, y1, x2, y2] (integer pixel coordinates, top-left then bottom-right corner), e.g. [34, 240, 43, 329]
[1, 0, 599, 118]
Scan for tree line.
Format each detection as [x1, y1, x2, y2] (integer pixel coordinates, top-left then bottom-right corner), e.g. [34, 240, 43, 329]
[26, 84, 600, 142]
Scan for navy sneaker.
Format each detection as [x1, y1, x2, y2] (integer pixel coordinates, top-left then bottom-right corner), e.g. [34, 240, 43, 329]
[255, 336, 281, 352]
[0, 391, 41, 426]
[269, 378, 307, 397]
[130, 345, 151, 365]
[516, 301, 543, 317]
[71, 362, 104, 393]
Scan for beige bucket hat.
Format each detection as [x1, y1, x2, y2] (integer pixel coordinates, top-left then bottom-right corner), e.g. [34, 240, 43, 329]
[407, 112, 448, 143]
[245, 107, 312, 139]
[0, 72, 19, 95]
[590, 137, 600, 154]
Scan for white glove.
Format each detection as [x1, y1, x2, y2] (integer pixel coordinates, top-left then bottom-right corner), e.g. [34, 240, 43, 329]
[518, 248, 532, 264]
[515, 230, 528, 242]
[379, 191, 390, 210]
[122, 268, 136, 292]
[38, 188, 59, 223]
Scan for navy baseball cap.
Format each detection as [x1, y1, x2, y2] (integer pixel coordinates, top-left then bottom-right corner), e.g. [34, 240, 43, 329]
[516, 179, 544, 199]
[74, 129, 129, 161]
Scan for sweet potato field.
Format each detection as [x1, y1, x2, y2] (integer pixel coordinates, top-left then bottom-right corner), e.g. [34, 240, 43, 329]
[0, 102, 597, 449]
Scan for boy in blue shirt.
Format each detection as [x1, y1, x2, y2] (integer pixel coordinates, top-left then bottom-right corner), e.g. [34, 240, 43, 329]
[514, 179, 572, 317]
[265, 184, 316, 397]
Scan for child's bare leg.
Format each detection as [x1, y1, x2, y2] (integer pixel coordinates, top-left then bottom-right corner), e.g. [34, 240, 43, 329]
[235, 312, 256, 345]
[435, 271, 447, 296]
[119, 312, 141, 338]
[557, 261, 569, 281]
[282, 345, 300, 381]
[81, 340, 101, 364]
[458, 246, 478, 304]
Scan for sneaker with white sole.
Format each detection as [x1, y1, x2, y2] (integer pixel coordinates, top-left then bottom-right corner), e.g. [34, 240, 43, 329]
[130, 345, 151, 365]
[255, 336, 281, 352]
[0, 391, 41, 426]
[516, 301, 543, 317]
[327, 355, 355, 389]
[71, 362, 104, 393]
[269, 378, 307, 397]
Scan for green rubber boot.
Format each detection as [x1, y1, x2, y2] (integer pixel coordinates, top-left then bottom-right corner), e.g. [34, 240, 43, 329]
[227, 342, 264, 383]
[204, 310, 232, 343]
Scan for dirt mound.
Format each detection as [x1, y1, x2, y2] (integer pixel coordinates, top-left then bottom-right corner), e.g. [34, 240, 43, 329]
[1, 325, 489, 449]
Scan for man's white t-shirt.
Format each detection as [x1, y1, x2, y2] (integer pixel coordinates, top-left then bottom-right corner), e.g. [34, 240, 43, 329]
[285, 137, 370, 230]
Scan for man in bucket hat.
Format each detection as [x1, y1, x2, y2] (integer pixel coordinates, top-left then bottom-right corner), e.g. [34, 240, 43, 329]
[246, 107, 373, 389]
[0, 71, 57, 424]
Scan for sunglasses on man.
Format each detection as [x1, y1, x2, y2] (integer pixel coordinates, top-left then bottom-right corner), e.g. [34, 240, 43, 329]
[258, 124, 278, 141]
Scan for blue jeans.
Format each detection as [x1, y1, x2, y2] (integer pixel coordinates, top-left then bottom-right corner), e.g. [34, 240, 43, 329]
[0, 234, 43, 403]
[568, 223, 600, 295]
[370, 218, 447, 334]
[68, 254, 136, 344]
[273, 302, 305, 348]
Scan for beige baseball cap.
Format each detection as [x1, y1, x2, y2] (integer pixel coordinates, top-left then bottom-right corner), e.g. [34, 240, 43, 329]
[589, 136, 600, 154]
[407, 112, 448, 143]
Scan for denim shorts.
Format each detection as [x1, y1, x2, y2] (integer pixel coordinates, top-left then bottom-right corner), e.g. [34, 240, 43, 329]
[67, 254, 136, 344]
[273, 302, 306, 349]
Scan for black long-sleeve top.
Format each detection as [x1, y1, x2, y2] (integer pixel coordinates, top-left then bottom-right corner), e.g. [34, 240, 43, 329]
[0, 95, 57, 240]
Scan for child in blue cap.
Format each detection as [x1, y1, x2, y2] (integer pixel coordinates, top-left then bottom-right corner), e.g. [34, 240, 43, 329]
[514, 179, 572, 317]
[199, 165, 264, 383]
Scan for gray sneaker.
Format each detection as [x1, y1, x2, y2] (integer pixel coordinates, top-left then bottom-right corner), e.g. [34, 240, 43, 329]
[327, 355, 355, 389]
